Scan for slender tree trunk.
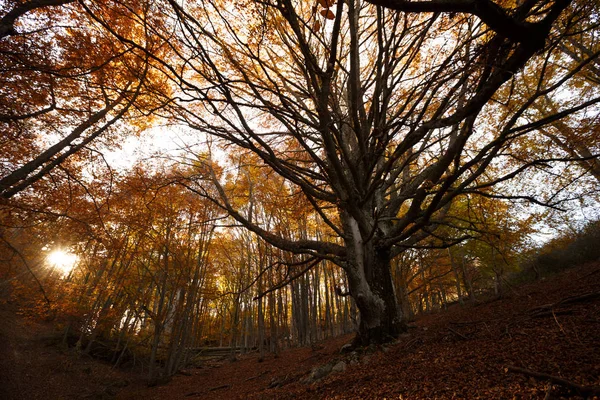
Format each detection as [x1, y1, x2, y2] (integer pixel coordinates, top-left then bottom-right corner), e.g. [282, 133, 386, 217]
[448, 249, 464, 305]
[229, 295, 240, 361]
[257, 273, 265, 361]
[149, 230, 171, 385]
[439, 286, 448, 310]
[461, 256, 476, 301]
[268, 266, 278, 354]
[148, 281, 167, 385]
[311, 268, 319, 343]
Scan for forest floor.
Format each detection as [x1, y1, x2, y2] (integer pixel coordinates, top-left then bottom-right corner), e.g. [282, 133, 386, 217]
[0, 298, 135, 400]
[1, 261, 599, 400]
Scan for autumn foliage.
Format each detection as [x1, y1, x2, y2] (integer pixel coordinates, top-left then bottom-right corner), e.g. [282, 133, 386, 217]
[1, 0, 599, 388]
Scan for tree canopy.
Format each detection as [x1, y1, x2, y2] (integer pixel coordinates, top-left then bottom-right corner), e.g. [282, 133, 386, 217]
[1, 0, 599, 350]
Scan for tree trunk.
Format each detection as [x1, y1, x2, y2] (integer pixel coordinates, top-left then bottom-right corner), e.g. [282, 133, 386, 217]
[343, 224, 406, 345]
[461, 256, 476, 301]
[229, 295, 240, 361]
[257, 275, 265, 361]
[448, 249, 464, 305]
[311, 268, 319, 343]
[268, 266, 278, 355]
[439, 286, 448, 310]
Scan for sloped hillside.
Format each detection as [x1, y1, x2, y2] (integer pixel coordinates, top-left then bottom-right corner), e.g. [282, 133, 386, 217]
[1, 261, 598, 400]
[117, 261, 600, 400]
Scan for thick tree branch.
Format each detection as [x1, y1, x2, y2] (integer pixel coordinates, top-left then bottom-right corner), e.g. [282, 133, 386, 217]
[363, 0, 553, 48]
[0, 0, 74, 38]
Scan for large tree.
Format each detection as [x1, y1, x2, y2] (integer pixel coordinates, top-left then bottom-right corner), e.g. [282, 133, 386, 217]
[110, 0, 597, 345]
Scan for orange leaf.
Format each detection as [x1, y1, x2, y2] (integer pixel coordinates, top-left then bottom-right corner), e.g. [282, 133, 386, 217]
[317, 0, 336, 7]
[320, 9, 335, 19]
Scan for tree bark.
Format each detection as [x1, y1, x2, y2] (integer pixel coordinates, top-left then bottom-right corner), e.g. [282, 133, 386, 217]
[448, 249, 464, 305]
[343, 215, 406, 345]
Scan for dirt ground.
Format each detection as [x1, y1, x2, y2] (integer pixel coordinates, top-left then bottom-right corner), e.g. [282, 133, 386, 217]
[0, 302, 138, 400]
[1, 261, 599, 400]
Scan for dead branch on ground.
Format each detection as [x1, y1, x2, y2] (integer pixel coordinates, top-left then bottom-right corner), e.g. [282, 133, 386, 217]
[506, 365, 600, 397]
[245, 370, 271, 381]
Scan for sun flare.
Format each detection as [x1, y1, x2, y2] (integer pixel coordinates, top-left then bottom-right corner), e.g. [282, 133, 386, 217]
[47, 250, 78, 275]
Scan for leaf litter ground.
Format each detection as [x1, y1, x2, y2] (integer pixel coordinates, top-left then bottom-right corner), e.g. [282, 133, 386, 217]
[1, 261, 599, 399]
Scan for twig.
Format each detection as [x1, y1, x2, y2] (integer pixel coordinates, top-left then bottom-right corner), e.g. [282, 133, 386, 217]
[506, 366, 600, 397]
[557, 292, 600, 306]
[402, 337, 423, 351]
[501, 324, 511, 339]
[245, 370, 271, 381]
[543, 383, 553, 400]
[577, 268, 600, 280]
[449, 320, 489, 326]
[209, 384, 231, 392]
[552, 310, 569, 338]
[448, 327, 469, 340]
[482, 322, 493, 337]
[531, 310, 574, 319]
[300, 353, 322, 363]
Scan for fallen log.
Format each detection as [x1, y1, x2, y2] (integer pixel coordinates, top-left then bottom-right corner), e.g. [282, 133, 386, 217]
[506, 365, 600, 397]
[528, 292, 600, 316]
